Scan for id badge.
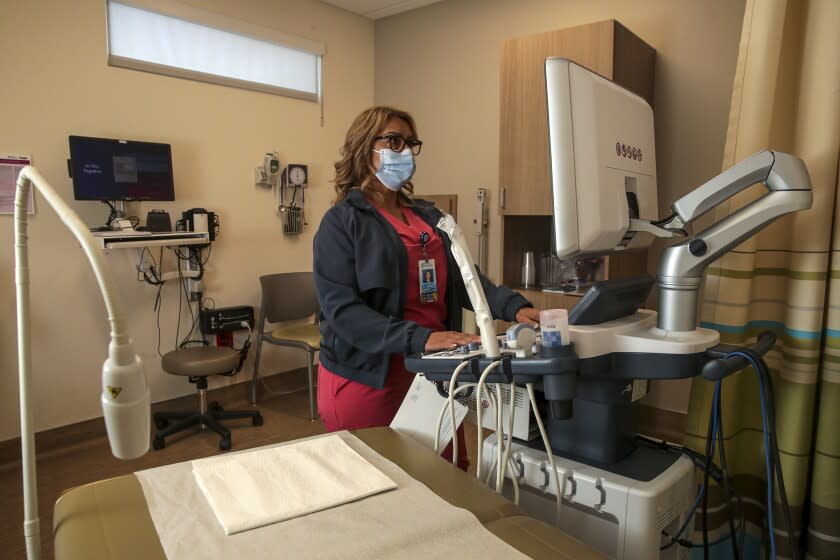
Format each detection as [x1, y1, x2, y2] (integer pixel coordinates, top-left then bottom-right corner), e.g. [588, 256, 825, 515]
[419, 259, 438, 303]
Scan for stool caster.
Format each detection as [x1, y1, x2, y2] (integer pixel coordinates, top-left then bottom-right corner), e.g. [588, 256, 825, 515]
[253, 414, 264, 427]
[152, 435, 166, 450]
[219, 437, 232, 451]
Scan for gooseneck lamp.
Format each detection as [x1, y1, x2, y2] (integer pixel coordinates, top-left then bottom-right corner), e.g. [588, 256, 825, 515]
[14, 166, 150, 560]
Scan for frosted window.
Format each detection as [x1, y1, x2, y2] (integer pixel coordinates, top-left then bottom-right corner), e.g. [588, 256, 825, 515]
[107, 1, 321, 100]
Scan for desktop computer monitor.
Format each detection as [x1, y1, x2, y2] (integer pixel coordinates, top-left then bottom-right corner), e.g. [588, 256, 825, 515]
[69, 136, 175, 202]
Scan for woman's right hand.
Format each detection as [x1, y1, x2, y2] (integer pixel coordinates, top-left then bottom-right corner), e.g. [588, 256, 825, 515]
[425, 331, 482, 352]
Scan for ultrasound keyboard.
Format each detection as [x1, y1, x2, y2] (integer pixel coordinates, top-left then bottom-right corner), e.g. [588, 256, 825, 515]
[421, 335, 512, 360]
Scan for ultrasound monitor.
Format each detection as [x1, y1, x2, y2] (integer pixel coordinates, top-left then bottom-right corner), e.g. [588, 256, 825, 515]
[69, 136, 175, 202]
[545, 58, 658, 258]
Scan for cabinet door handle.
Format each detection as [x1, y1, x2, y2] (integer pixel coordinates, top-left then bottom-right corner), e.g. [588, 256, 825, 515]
[500, 186, 506, 209]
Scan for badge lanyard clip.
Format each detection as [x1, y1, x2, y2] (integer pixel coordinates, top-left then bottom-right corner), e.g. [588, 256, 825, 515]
[418, 231, 437, 304]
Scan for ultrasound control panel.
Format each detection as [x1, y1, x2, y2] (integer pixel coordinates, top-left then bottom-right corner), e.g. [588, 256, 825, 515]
[421, 335, 513, 360]
[406, 333, 577, 385]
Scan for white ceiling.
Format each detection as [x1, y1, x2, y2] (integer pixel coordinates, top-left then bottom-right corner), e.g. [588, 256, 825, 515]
[321, 0, 443, 20]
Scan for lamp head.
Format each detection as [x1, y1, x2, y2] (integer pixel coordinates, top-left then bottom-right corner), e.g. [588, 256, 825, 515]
[101, 339, 150, 459]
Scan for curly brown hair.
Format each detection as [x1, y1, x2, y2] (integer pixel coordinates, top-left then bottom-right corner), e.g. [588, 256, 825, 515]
[333, 106, 417, 205]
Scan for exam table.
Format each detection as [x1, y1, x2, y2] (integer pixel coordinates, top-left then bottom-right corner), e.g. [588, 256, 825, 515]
[53, 427, 607, 560]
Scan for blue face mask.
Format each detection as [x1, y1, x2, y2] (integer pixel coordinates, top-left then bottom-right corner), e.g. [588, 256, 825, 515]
[373, 147, 415, 191]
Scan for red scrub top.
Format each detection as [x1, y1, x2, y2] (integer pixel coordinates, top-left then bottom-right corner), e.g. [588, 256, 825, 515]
[317, 206, 468, 469]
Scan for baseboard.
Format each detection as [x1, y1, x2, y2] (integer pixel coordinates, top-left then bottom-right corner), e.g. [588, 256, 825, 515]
[0, 367, 308, 470]
[637, 404, 688, 444]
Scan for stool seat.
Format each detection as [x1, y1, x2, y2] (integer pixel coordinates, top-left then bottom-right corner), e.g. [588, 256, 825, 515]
[162, 346, 240, 377]
[154, 344, 261, 451]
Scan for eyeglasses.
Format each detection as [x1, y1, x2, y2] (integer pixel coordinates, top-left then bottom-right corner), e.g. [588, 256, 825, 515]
[374, 134, 423, 156]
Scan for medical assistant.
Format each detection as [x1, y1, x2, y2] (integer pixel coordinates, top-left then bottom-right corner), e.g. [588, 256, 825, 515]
[313, 189, 532, 460]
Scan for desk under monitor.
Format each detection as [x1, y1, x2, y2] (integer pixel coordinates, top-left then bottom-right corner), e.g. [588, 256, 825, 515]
[91, 230, 210, 250]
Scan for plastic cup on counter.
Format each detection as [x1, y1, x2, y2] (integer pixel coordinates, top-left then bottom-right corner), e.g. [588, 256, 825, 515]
[521, 251, 536, 288]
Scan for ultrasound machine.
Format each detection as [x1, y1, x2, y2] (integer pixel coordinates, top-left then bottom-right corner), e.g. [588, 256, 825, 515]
[404, 58, 813, 559]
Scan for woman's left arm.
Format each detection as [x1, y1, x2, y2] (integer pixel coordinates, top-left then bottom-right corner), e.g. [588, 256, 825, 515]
[514, 305, 540, 324]
[474, 269, 538, 323]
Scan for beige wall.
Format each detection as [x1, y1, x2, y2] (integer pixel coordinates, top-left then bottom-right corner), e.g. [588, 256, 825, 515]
[0, 0, 747, 441]
[0, 0, 373, 441]
[374, 0, 746, 413]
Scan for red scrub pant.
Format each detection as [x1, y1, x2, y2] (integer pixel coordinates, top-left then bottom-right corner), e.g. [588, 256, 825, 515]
[317, 363, 469, 471]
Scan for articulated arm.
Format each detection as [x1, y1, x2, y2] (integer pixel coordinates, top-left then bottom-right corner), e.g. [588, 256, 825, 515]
[671, 151, 811, 225]
[657, 151, 812, 331]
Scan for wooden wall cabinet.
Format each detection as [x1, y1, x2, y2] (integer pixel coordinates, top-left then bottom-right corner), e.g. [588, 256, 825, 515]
[498, 20, 655, 306]
[418, 194, 458, 220]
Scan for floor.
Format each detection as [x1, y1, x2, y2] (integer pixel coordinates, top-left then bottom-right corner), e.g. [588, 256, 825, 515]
[0, 371, 482, 560]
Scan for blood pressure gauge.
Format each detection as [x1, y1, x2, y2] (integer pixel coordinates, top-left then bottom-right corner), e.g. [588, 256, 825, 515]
[287, 164, 308, 188]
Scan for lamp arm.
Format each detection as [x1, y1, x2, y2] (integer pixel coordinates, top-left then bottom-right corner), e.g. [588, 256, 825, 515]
[15, 166, 150, 560]
[16, 167, 131, 347]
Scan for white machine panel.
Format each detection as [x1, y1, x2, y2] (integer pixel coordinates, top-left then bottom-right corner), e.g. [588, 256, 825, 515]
[482, 436, 694, 560]
[570, 310, 721, 359]
[546, 58, 658, 258]
[461, 384, 536, 441]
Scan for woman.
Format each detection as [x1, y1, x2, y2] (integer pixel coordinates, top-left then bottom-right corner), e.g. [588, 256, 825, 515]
[313, 106, 540, 470]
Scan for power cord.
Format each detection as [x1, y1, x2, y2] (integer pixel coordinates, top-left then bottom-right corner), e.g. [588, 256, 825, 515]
[440, 361, 471, 457]
[756, 351, 797, 558]
[527, 383, 563, 524]
[136, 248, 164, 285]
[176, 258, 198, 348]
[173, 246, 205, 280]
[657, 349, 797, 559]
[434, 378, 521, 503]
[716, 384, 744, 559]
[174, 257, 185, 349]
[638, 432, 744, 556]
[154, 282, 164, 357]
[701, 382, 720, 558]
[498, 382, 517, 493]
[101, 201, 116, 228]
[658, 381, 722, 553]
[731, 349, 797, 560]
[493, 383, 505, 492]
[475, 361, 501, 483]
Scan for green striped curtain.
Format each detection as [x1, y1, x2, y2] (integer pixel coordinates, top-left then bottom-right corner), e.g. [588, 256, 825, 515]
[683, 0, 840, 558]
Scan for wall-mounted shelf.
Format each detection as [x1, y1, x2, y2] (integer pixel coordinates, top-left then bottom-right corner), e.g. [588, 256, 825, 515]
[92, 231, 210, 250]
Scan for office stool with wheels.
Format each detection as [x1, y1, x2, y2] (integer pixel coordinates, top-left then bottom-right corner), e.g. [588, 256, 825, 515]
[153, 346, 263, 451]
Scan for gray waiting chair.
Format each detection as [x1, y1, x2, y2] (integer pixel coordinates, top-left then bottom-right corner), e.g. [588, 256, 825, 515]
[250, 272, 320, 419]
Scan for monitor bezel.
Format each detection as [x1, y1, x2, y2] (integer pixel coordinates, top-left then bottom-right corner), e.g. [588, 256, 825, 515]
[68, 135, 175, 202]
